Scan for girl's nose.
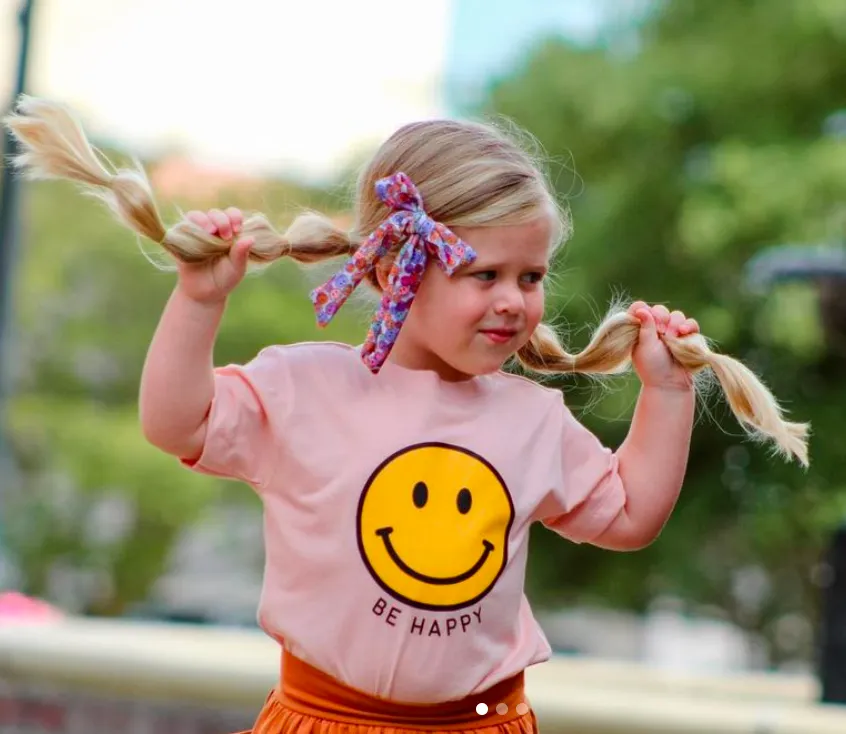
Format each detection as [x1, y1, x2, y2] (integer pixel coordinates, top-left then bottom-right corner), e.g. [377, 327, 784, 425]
[493, 286, 524, 315]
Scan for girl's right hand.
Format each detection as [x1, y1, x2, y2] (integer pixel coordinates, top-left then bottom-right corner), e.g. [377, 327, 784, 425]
[176, 207, 255, 304]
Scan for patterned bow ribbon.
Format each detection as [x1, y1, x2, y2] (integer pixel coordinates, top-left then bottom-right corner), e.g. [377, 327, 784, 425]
[310, 172, 476, 373]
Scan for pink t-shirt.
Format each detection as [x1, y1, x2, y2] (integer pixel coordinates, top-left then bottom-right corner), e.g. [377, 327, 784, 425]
[183, 341, 625, 703]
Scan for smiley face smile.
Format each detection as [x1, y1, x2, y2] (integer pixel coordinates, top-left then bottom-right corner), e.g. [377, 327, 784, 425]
[357, 442, 514, 611]
[376, 527, 495, 585]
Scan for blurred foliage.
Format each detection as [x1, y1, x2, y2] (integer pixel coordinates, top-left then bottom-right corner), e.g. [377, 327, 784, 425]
[2, 0, 846, 668]
[478, 0, 846, 666]
[3, 160, 365, 616]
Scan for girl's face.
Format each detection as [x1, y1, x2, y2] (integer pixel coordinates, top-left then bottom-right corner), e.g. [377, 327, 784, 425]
[384, 217, 552, 381]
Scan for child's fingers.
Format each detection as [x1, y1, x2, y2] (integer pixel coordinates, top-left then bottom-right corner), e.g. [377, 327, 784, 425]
[628, 300, 648, 316]
[652, 304, 671, 334]
[679, 318, 699, 335]
[667, 310, 686, 336]
[630, 302, 652, 326]
[216, 237, 253, 289]
[185, 210, 214, 234]
[225, 207, 243, 235]
[229, 236, 254, 266]
[207, 209, 232, 240]
[635, 306, 656, 327]
[636, 307, 660, 344]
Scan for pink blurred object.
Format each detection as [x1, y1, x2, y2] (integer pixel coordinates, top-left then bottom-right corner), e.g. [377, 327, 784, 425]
[0, 591, 64, 623]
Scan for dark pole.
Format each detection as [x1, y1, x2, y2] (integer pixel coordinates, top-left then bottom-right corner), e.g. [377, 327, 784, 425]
[0, 0, 37, 584]
[819, 527, 846, 703]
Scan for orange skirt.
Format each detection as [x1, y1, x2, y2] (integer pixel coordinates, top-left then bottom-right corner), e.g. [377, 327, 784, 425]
[237, 650, 538, 733]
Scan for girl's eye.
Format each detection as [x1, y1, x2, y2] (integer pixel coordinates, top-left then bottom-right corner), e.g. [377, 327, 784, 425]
[521, 272, 545, 284]
[473, 271, 497, 282]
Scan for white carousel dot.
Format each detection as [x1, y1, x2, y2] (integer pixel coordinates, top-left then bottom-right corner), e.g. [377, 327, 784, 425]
[475, 703, 488, 715]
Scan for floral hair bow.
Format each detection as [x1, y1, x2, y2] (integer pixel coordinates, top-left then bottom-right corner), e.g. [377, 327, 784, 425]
[310, 172, 476, 373]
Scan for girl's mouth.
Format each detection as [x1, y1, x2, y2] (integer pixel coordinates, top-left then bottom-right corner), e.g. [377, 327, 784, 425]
[480, 329, 517, 345]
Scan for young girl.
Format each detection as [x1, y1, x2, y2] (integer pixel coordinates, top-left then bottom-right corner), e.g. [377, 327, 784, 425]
[6, 97, 808, 733]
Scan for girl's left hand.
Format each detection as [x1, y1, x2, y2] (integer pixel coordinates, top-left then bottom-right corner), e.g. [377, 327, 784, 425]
[628, 301, 700, 390]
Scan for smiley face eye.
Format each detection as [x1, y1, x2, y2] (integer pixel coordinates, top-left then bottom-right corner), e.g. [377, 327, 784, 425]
[457, 488, 472, 514]
[412, 481, 428, 508]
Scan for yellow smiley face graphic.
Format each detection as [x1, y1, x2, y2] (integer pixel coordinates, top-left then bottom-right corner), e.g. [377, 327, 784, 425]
[356, 443, 514, 611]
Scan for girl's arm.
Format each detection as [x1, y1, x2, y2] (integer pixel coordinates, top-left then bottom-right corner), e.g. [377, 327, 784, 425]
[139, 285, 224, 459]
[594, 383, 695, 550]
[139, 208, 253, 459]
[592, 302, 699, 550]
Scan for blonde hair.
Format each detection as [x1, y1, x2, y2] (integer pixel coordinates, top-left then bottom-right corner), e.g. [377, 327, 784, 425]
[4, 95, 809, 466]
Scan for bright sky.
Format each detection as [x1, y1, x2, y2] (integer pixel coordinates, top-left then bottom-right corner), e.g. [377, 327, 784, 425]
[0, 1, 613, 183]
[1, 0, 451, 182]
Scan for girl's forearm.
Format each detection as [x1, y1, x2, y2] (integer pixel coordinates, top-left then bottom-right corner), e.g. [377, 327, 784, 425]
[598, 384, 695, 549]
[139, 285, 226, 457]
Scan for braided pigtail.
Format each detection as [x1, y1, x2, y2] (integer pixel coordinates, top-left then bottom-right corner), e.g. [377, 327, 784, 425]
[517, 312, 809, 467]
[3, 95, 356, 266]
